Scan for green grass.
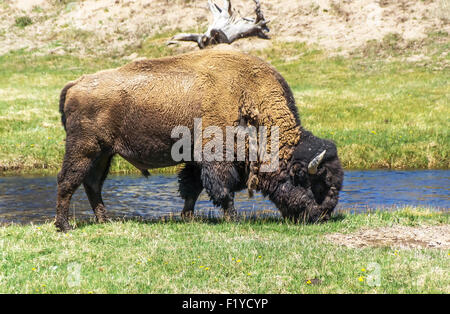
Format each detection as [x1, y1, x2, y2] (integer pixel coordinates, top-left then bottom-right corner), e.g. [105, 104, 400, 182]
[255, 39, 449, 169]
[14, 16, 33, 28]
[0, 208, 448, 293]
[0, 32, 448, 174]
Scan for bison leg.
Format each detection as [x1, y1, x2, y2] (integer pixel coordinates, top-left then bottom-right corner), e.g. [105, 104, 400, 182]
[56, 155, 97, 232]
[83, 153, 113, 223]
[56, 135, 104, 232]
[221, 197, 237, 221]
[200, 162, 239, 220]
[178, 163, 203, 219]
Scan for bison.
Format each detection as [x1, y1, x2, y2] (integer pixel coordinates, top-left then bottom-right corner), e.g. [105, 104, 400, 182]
[56, 49, 343, 232]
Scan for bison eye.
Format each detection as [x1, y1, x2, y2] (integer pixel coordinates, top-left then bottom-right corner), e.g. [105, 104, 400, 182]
[289, 162, 308, 186]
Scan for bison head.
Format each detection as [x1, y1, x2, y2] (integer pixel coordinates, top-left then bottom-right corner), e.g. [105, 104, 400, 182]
[269, 129, 344, 223]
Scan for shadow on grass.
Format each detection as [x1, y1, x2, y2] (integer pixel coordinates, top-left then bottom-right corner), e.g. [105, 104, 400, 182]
[72, 211, 349, 230]
[329, 213, 347, 222]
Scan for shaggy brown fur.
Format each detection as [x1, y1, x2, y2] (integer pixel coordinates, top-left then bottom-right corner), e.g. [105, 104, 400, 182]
[56, 49, 343, 231]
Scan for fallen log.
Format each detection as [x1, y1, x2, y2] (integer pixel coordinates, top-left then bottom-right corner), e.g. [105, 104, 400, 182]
[168, 0, 270, 49]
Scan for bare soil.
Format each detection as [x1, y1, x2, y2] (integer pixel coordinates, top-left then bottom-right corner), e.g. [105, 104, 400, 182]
[325, 224, 450, 249]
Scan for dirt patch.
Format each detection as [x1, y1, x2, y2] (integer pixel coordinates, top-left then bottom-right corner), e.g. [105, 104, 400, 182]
[1, 0, 448, 56]
[325, 225, 450, 249]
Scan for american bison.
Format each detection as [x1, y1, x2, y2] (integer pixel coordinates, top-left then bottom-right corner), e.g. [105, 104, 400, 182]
[56, 49, 343, 231]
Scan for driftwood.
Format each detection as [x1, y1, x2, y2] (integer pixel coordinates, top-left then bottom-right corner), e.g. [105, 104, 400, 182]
[168, 0, 270, 49]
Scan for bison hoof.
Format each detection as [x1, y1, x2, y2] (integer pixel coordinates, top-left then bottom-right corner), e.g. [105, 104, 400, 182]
[224, 210, 238, 222]
[181, 210, 194, 220]
[55, 221, 73, 232]
[96, 216, 109, 224]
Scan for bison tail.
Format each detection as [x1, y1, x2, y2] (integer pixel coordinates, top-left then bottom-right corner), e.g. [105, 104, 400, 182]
[59, 81, 77, 130]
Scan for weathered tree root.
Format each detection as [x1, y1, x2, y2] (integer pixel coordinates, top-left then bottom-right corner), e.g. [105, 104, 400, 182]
[168, 0, 270, 49]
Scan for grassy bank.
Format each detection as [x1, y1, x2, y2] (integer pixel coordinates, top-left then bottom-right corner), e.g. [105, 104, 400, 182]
[0, 208, 448, 293]
[0, 32, 448, 174]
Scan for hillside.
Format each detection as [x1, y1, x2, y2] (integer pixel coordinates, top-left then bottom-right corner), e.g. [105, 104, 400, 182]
[2, 0, 449, 56]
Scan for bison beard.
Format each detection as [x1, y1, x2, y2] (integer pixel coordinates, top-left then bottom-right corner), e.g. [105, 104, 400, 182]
[55, 50, 344, 231]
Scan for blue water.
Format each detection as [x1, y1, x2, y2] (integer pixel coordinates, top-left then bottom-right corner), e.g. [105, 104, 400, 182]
[0, 170, 448, 224]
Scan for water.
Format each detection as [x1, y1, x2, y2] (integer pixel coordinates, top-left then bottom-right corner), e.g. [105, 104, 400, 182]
[0, 170, 448, 225]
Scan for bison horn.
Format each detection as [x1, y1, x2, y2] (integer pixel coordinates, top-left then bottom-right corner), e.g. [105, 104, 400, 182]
[308, 150, 326, 174]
